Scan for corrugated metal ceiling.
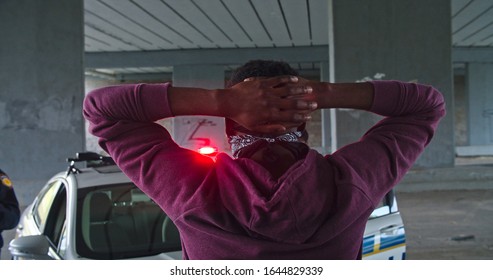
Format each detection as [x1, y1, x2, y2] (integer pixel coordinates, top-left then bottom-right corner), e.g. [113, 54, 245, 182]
[84, 0, 493, 78]
[452, 0, 493, 47]
[84, 0, 328, 52]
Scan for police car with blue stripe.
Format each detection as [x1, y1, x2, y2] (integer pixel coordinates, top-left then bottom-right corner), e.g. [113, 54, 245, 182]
[363, 190, 406, 260]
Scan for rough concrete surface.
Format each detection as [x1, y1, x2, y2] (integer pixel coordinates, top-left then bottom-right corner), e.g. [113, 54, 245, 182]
[397, 189, 493, 260]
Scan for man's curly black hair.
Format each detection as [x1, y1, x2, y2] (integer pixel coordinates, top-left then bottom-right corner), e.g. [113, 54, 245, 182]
[227, 60, 299, 88]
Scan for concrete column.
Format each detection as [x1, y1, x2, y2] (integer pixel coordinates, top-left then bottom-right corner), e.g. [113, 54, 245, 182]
[332, 0, 454, 168]
[320, 62, 333, 154]
[172, 65, 226, 153]
[84, 77, 119, 155]
[466, 63, 493, 146]
[0, 0, 84, 204]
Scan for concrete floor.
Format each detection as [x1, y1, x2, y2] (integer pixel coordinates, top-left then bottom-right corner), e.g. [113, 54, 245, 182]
[397, 189, 493, 260]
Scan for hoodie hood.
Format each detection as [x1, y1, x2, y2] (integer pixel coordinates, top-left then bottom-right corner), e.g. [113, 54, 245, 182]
[213, 150, 336, 244]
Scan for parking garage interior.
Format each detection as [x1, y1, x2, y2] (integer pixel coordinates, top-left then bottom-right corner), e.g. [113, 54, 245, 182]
[1, 0, 493, 260]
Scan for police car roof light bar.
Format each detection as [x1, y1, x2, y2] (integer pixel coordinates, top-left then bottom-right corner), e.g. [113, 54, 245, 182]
[66, 152, 115, 175]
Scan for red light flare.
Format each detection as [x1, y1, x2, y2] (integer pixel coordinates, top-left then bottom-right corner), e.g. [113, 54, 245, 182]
[198, 146, 218, 157]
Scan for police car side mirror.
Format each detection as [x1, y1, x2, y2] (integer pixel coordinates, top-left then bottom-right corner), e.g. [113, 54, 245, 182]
[9, 235, 54, 260]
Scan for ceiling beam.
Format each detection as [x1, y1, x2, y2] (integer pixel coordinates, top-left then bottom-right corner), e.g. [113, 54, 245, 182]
[85, 70, 173, 81]
[452, 47, 493, 63]
[85, 46, 493, 70]
[84, 46, 330, 69]
[85, 68, 321, 82]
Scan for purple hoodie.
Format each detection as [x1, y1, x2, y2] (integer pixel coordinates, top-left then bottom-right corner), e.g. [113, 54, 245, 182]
[83, 81, 445, 259]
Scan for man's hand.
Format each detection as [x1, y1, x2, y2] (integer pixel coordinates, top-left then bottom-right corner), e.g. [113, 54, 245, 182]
[218, 76, 317, 135]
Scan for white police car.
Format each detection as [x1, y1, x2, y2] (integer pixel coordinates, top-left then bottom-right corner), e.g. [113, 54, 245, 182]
[363, 190, 406, 260]
[9, 152, 182, 260]
[10, 152, 405, 260]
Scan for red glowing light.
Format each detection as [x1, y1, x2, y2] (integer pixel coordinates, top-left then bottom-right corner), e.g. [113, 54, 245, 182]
[198, 146, 218, 155]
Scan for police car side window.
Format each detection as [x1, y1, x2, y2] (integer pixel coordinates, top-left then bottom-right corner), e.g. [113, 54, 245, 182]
[44, 186, 67, 248]
[57, 224, 68, 258]
[33, 181, 62, 231]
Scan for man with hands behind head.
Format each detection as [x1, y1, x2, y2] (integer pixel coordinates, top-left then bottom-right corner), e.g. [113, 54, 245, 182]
[84, 60, 445, 259]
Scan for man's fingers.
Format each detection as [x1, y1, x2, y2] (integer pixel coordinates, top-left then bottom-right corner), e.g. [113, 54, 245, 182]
[293, 113, 312, 122]
[297, 99, 318, 110]
[259, 75, 299, 88]
[269, 109, 312, 123]
[289, 85, 313, 95]
[276, 98, 317, 110]
[290, 99, 318, 110]
[240, 76, 311, 98]
[270, 85, 313, 99]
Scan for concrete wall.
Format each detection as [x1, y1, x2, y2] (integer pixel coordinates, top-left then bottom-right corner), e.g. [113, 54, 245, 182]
[0, 0, 84, 205]
[332, 0, 454, 168]
[466, 63, 493, 146]
[454, 74, 467, 146]
[84, 75, 174, 155]
[172, 65, 226, 152]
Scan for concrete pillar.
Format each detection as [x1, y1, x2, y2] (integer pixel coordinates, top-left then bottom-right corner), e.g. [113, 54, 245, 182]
[172, 65, 226, 153]
[84, 77, 119, 155]
[0, 0, 84, 204]
[332, 0, 454, 168]
[320, 62, 333, 154]
[466, 63, 493, 146]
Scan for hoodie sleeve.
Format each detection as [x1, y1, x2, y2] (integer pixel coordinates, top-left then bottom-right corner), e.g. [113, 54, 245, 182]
[329, 81, 446, 206]
[83, 83, 214, 219]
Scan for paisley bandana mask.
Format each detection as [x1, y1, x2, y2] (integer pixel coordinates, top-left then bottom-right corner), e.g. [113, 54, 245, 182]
[228, 131, 304, 158]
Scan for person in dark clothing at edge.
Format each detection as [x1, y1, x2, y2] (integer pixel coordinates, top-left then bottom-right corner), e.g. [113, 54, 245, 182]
[83, 60, 445, 260]
[0, 168, 20, 258]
